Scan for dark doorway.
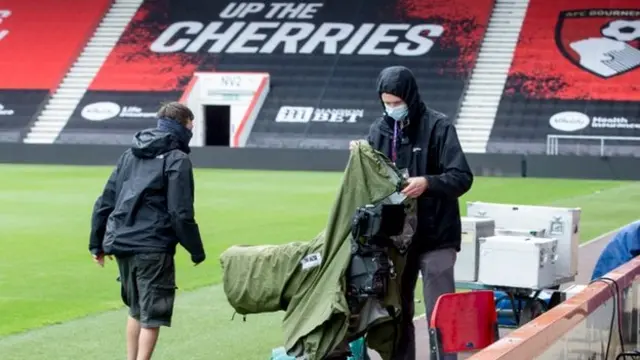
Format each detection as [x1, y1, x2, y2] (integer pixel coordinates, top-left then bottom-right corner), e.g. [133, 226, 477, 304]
[203, 105, 230, 146]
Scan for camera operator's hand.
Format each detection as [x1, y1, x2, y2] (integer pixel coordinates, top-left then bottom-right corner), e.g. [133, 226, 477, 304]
[402, 177, 428, 198]
[349, 140, 365, 150]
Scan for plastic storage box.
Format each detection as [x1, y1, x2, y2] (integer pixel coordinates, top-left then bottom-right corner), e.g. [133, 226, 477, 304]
[478, 235, 559, 289]
[454, 217, 495, 282]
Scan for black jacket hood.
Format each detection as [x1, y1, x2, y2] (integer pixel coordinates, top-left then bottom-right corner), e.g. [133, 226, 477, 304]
[376, 66, 427, 131]
[131, 128, 188, 159]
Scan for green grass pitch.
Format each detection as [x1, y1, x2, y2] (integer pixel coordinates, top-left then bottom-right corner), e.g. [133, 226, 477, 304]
[0, 163, 638, 359]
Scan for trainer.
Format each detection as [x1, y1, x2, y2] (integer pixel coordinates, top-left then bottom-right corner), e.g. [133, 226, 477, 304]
[352, 66, 473, 360]
[89, 101, 206, 360]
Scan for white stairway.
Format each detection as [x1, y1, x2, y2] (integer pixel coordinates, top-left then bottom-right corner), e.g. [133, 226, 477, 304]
[23, 0, 144, 144]
[454, 0, 530, 154]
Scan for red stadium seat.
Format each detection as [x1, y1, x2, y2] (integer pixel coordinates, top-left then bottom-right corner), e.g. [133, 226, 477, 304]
[428, 290, 499, 359]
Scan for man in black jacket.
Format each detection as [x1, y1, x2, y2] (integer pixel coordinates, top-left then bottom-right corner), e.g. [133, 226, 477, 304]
[352, 66, 473, 360]
[89, 102, 206, 360]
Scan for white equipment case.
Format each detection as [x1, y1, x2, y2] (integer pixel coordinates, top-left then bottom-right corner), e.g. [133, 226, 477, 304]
[478, 235, 559, 289]
[495, 228, 546, 238]
[467, 202, 580, 282]
[455, 217, 495, 282]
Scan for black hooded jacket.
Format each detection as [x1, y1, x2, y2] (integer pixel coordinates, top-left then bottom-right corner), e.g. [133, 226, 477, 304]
[367, 66, 473, 253]
[88, 126, 206, 263]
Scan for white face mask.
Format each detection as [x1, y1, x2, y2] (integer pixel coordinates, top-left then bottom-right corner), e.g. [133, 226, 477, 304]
[385, 104, 408, 122]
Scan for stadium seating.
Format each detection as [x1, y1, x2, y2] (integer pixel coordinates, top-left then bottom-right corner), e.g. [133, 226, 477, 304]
[0, 90, 47, 143]
[51, 0, 495, 149]
[0, 0, 111, 142]
[485, 0, 640, 156]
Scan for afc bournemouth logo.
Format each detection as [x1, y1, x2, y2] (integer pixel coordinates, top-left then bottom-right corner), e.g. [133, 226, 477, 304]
[555, 9, 640, 78]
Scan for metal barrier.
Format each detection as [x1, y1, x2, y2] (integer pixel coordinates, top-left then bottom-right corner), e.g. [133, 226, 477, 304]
[546, 134, 640, 156]
[468, 257, 640, 360]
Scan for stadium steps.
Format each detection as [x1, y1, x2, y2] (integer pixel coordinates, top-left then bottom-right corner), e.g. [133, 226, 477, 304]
[22, 0, 144, 144]
[454, 0, 530, 154]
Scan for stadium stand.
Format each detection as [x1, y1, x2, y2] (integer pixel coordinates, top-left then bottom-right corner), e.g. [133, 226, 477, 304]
[485, 0, 640, 157]
[0, 0, 111, 143]
[4, 0, 639, 158]
[452, 0, 529, 154]
[41, 0, 495, 149]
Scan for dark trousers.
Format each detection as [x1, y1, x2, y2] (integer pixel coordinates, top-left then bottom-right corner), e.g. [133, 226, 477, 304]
[393, 248, 457, 360]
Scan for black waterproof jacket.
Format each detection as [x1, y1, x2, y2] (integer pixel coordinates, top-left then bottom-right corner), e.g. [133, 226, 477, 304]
[89, 128, 206, 263]
[367, 66, 473, 253]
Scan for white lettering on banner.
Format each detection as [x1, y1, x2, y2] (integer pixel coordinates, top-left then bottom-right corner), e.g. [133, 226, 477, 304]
[151, 21, 442, 56]
[0, 10, 11, 42]
[0, 103, 15, 116]
[121, 106, 157, 118]
[149, 2, 443, 56]
[81, 102, 156, 121]
[220, 3, 324, 20]
[311, 108, 363, 123]
[275, 106, 363, 123]
[591, 116, 640, 129]
[275, 106, 314, 122]
[549, 111, 640, 132]
[588, 10, 640, 17]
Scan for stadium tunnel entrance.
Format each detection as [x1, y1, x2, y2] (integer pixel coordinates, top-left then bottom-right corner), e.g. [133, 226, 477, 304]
[204, 104, 230, 147]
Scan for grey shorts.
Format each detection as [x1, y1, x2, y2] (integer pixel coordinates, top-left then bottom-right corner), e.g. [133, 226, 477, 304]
[116, 253, 176, 328]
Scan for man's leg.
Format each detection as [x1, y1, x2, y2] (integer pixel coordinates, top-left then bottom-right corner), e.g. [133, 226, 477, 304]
[127, 316, 142, 360]
[137, 327, 160, 360]
[419, 248, 457, 360]
[392, 251, 421, 360]
[135, 253, 176, 360]
[117, 256, 142, 360]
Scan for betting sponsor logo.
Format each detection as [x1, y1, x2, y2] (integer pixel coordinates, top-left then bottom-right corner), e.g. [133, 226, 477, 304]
[556, 10, 640, 78]
[150, 2, 443, 56]
[275, 106, 364, 123]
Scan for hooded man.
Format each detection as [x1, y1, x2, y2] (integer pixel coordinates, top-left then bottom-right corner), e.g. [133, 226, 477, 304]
[351, 66, 473, 360]
[89, 101, 206, 360]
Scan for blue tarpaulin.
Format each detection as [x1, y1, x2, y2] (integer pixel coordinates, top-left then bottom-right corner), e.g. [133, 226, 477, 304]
[591, 221, 640, 281]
